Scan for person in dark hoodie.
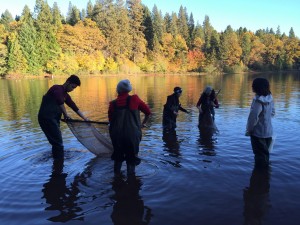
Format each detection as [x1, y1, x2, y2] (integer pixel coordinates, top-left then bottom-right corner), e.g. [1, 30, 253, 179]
[246, 78, 275, 168]
[108, 79, 151, 175]
[162, 87, 189, 131]
[38, 75, 89, 159]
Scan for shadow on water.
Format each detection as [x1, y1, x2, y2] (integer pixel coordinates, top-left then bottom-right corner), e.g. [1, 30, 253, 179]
[110, 175, 153, 225]
[243, 166, 271, 225]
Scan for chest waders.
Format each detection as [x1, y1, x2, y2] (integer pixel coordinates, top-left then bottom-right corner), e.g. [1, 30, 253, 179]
[109, 96, 142, 174]
[38, 95, 64, 159]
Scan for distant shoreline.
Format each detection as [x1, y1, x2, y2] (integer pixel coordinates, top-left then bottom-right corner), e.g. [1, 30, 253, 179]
[2, 69, 299, 80]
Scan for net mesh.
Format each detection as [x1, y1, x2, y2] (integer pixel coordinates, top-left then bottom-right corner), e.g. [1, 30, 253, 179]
[66, 121, 113, 156]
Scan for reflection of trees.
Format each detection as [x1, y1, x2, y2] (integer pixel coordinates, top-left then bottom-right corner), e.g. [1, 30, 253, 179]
[42, 159, 83, 222]
[110, 175, 152, 225]
[243, 167, 271, 225]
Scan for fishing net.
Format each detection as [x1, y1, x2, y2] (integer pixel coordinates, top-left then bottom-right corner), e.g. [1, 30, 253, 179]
[65, 121, 113, 156]
[198, 110, 218, 133]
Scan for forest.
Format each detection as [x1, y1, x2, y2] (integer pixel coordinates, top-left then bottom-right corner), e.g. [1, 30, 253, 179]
[0, 0, 300, 77]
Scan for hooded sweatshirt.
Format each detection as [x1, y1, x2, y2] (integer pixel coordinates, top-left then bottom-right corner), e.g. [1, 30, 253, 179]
[246, 94, 275, 138]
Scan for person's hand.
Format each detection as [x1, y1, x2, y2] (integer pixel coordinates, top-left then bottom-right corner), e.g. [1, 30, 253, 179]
[64, 115, 72, 121]
[141, 123, 149, 128]
[173, 111, 178, 115]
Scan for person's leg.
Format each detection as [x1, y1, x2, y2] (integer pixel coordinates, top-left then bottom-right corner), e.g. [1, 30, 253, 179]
[250, 136, 271, 168]
[111, 142, 125, 175]
[39, 118, 64, 159]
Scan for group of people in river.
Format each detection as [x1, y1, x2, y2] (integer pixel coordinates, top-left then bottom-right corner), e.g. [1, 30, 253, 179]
[38, 75, 275, 176]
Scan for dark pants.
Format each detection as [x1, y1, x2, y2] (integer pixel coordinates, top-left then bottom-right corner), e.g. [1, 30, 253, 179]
[38, 117, 64, 159]
[250, 136, 272, 168]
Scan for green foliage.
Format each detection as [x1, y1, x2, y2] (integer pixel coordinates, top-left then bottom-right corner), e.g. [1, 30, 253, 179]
[0, 25, 8, 76]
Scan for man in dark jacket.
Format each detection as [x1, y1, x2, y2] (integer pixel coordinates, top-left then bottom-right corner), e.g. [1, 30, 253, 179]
[38, 75, 89, 159]
[162, 87, 189, 131]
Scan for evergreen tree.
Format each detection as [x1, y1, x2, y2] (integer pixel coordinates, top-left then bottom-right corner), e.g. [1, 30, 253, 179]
[240, 32, 252, 65]
[289, 27, 296, 38]
[0, 10, 14, 30]
[187, 12, 195, 48]
[177, 6, 189, 42]
[67, 2, 81, 26]
[0, 24, 8, 76]
[164, 13, 172, 33]
[152, 5, 164, 43]
[35, 0, 61, 71]
[219, 26, 242, 66]
[18, 6, 42, 73]
[202, 15, 214, 56]
[143, 6, 154, 50]
[169, 12, 178, 36]
[127, 0, 147, 63]
[7, 32, 28, 73]
[275, 26, 281, 38]
[86, 0, 94, 18]
[52, 2, 63, 30]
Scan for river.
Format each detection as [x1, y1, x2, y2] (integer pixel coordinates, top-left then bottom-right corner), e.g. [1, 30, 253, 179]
[0, 72, 299, 225]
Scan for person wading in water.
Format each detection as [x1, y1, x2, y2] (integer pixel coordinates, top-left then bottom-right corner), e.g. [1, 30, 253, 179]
[38, 75, 89, 159]
[108, 79, 151, 175]
[162, 87, 189, 132]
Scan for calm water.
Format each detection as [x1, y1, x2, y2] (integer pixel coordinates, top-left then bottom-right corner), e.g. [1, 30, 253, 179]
[0, 73, 299, 225]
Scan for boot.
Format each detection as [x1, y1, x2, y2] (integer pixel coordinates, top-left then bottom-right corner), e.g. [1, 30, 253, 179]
[114, 161, 122, 174]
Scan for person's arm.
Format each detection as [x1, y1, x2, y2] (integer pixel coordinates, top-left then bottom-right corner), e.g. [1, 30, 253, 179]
[179, 105, 189, 113]
[196, 95, 203, 113]
[134, 95, 151, 127]
[59, 104, 71, 119]
[271, 100, 275, 117]
[76, 109, 89, 121]
[213, 98, 219, 108]
[65, 94, 88, 121]
[246, 100, 262, 135]
[141, 114, 150, 128]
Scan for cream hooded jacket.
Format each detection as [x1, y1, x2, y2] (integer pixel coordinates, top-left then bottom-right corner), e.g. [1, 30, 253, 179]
[246, 94, 275, 138]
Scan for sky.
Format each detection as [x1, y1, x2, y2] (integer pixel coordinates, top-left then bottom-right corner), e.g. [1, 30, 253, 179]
[1, 0, 299, 37]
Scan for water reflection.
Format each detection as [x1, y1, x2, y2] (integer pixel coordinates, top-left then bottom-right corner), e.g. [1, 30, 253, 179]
[162, 130, 181, 157]
[243, 167, 271, 225]
[110, 175, 153, 225]
[42, 159, 83, 222]
[198, 127, 217, 156]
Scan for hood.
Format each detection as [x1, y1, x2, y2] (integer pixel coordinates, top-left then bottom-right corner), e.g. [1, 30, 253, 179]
[254, 94, 273, 104]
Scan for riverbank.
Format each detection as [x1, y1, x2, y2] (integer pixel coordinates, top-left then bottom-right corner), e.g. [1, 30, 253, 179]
[2, 69, 299, 80]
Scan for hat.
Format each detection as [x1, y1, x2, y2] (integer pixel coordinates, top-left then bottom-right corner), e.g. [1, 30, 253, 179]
[117, 79, 132, 93]
[174, 87, 182, 94]
[204, 86, 212, 94]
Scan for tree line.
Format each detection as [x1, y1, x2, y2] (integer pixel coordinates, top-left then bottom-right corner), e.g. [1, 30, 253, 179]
[0, 0, 300, 77]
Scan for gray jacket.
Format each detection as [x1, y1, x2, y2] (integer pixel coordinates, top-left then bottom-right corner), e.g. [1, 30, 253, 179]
[246, 94, 275, 138]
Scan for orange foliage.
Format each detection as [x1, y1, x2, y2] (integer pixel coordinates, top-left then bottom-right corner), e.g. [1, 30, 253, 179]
[187, 49, 206, 71]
